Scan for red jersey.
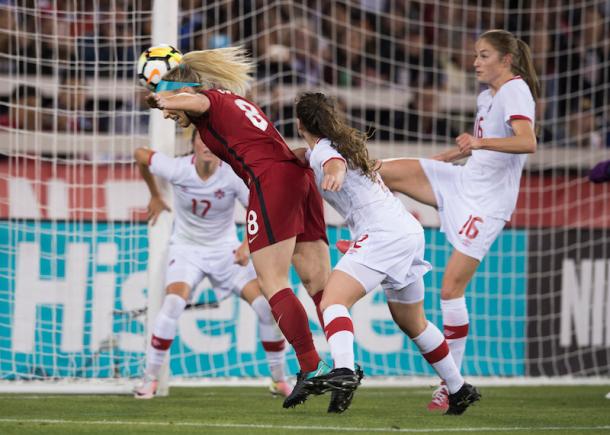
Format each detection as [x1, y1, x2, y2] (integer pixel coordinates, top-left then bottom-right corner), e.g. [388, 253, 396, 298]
[192, 89, 300, 185]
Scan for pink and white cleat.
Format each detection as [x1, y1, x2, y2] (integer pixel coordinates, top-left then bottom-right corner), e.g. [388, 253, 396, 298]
[427, 383, 449, 412]
[133, 375, 158, 399]
[269, 380, 293, 398]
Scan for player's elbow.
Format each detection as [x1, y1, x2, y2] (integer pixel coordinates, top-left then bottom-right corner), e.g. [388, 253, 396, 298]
[519, 133, 537, 154]
[197, 94, 211, 113]
[525, 136, 538, 154]
[134, 147, 152, 165]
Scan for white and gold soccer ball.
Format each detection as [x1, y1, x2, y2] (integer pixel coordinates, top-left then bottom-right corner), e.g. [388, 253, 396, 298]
[136, 44, 183, 91]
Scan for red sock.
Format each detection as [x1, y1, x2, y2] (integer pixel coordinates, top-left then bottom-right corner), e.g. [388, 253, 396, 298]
[269, 288, 320, 372]
[311, 290, 325, 329]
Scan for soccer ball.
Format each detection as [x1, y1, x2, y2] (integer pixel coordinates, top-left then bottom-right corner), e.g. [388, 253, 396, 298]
[137, 44, 183, 91]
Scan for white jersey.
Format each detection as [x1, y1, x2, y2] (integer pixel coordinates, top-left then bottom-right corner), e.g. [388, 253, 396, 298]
[309, 138, 423, 238]
[149, 152, 249, 248]
[462, 76, 535, 220]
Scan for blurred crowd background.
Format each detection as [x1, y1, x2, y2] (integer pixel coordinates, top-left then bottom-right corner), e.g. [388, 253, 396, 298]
[0, 0, 609, 150]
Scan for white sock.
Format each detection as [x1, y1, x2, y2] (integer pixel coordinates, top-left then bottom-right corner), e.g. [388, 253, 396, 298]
[266, 350, 286, 382]
[323, 304, 354, 370]
[145, 294, 186, 378]
[412, 321, 464, 394]
[441, 297, 469, 371]
[251, 295, 286, 382]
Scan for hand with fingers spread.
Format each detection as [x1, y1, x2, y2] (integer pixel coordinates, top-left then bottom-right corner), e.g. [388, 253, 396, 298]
[147, 196, 171, 225]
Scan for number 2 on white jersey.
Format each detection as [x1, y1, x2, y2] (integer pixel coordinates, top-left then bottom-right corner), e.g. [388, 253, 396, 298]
[235, 99, 268, 131]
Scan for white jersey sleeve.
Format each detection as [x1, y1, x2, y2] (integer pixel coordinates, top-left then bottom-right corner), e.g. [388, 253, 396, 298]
[500, 79, 536, 126]
[308, 141, 346, 172]
[148, 152, 181, 183]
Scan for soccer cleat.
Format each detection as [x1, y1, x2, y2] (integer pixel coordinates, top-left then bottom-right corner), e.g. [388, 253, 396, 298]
[133, 375, 158, 399]
[427, 383, 449, 412]
[327, 365, 364, 413]
[335, 240, 351, 254]
[303, 367, 361, 394]
[282, 360, 332, 409]
[445, 383, 481, 415]
[269, 380, 293, 398]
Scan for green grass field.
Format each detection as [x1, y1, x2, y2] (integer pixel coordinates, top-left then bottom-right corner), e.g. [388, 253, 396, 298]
[0, 386, 609, 434]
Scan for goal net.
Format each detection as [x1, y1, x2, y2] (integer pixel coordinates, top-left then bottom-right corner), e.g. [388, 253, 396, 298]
[1, 0, 608, 392]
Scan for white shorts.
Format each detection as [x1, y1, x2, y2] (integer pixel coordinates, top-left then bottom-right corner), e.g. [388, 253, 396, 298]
[420, 159, 506, 261]
[335, 231, 431, 304]
[164, 244, 257, 302]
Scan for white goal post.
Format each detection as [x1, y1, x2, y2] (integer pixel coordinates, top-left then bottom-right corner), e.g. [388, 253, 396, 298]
[141, 0, 179, 398]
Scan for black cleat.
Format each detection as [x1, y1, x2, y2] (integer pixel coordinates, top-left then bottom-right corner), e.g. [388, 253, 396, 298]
[283, 360, 332, 409]
[445, 383, 481, 415]
[327, 365, 364, 413]
[303, 367, 361, 394]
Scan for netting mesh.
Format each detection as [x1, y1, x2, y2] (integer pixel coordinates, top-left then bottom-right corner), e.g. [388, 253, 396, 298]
[0, 0, 609, 385]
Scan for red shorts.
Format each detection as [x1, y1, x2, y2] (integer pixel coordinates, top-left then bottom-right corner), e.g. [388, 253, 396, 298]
[246, 161, 328, 252]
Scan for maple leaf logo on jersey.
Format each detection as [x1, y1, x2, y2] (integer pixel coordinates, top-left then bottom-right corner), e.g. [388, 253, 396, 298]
[214, 189, 225, 199]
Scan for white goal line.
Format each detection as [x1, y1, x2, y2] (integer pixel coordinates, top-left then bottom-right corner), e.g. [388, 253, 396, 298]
[0, 418, 609, 433]
[0, 376, 607, 394]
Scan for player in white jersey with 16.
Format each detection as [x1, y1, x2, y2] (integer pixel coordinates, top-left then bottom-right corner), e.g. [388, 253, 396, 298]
[133, 131, 291, 399]
[379, 29, 538, 411]
[293, 92, 480, 415]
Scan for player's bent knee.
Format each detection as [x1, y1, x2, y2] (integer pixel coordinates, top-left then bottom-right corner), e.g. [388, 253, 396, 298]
[440, 286, 465, 300]
[319, 293, 355, 312]
[165, 282, 191, 300]
[300, 275, 327, 296]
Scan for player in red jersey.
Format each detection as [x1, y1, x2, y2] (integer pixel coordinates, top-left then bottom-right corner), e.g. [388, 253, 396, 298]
[145, 46, 336, 408]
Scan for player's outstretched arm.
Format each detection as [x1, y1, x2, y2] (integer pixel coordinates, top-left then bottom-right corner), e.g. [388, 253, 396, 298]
[455, 119, 537, 155]
[321, 159, 347, 192]
[134, 147, 171, 225]
[146, 92, 210, 115]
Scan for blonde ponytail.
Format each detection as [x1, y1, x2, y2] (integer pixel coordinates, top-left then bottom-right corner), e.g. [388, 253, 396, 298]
[163, 46, 255, 96]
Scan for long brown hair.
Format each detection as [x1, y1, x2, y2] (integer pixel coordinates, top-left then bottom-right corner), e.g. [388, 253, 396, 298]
[296, 92, 376, 181]
[162, 46, 255, 96]
[479, 29, 540, 102]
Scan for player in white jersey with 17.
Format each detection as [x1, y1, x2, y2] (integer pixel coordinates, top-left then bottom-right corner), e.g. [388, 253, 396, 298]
[294, 92, 480, 415]
[379, 29, 538, 411]
[133, 132, 291, 399]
